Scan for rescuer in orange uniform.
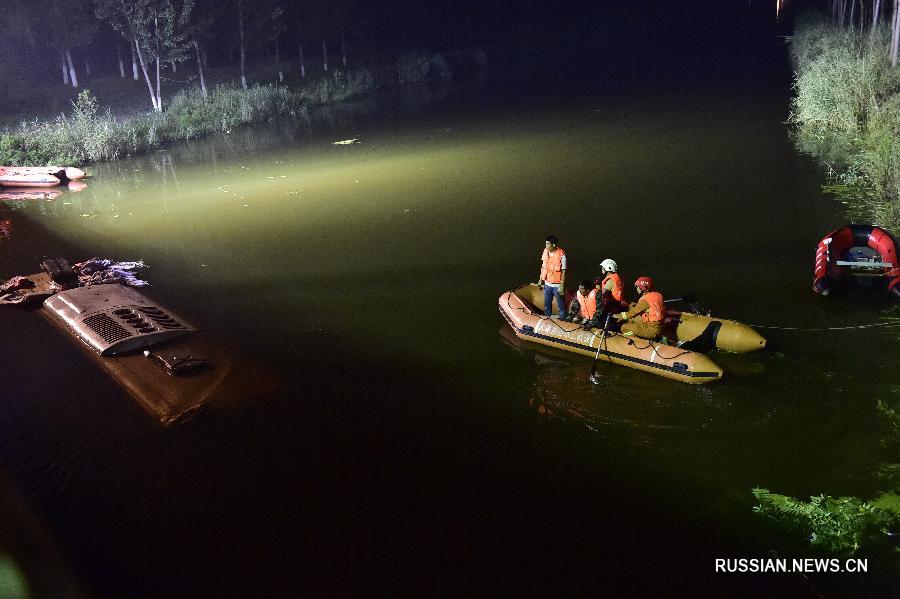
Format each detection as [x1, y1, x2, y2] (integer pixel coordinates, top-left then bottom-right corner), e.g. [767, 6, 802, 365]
[616, 276, 665, 340]
[566, 280, 597, 324]
[538, 235, 567, 319]
[596, 258, 625, 315]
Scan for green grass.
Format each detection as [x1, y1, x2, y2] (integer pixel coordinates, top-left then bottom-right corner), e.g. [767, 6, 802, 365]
[0, 48, 470, 167]
[752, 387, 900, 556]
[0, 68, 376, 166]
[790, 22, 900, 231]
[753, 488, 898, 554]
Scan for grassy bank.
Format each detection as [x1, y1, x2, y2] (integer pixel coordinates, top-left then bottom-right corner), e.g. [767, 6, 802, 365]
[750, 20, 900, 557]
[0, 68, 375, 166]
[0, 45, 479, 167]
[790, 22, 900, 230]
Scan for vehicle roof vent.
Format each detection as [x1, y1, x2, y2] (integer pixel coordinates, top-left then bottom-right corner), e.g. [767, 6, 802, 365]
[43, 284, 195, 355]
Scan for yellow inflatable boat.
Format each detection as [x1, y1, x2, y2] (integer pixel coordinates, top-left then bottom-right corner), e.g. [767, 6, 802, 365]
[499, 284, 724, 384]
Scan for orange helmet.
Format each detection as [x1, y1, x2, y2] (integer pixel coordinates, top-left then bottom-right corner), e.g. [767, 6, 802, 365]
[634, 276, 654, 292]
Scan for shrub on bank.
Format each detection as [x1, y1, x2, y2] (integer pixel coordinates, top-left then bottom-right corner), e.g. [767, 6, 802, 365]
[791, 23, 900, 231]
[396, 51, 451, 84]
[791, 25, 897, 135]
[164, 83, 308, 140]
[5, 91, 126, 164]
[753, 488, 898, 554]
[398, 51, 431, 83]
[0, 69, 378, 166]
[300, 69, 376, 105]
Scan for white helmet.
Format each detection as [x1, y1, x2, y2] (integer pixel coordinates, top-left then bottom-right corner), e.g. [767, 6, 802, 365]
[600, 258, 617, 273]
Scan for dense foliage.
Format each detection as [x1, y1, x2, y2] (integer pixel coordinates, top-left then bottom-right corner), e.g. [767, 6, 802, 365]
[790, 21, 900, 230]
[752, 374, 900, 556]
[0, 68, 375, 165]
[753, 488, 898, 554]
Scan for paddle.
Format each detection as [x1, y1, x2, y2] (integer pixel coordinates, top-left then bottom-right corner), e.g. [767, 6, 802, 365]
[588, 313, 613, 384]
[663, 293, 712, 316]
[663, 294, 696, 305]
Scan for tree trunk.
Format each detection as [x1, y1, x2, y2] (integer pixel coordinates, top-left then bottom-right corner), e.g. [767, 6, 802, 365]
[84, 57, 91, 77]
[193, 38, 207, 98]
[298, 42, 306, 78]
[322, 38, 328, 72]
[891, 0, 900, 66]
[238, 0, 247, 89]
[61, 51, 69, 85]
[132, 40, 139, 80]
[850, 0, 857, 27]
[118, 45, 126, 78]
[275, 38, 283, 82]
[156, 57, 162, 109]
[133, 36, 160, 111]
[873, 0, 882, 27]
[66, 49, 78, 88]
[341, 32, 347, 67]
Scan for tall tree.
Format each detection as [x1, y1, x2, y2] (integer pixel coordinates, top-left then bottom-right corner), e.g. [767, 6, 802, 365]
[149, 0, 194, 106]
[2, 0, 96, 87]
[117, 44, 126, 77]
[96, 0, 193, 111]
[47, 0, 98, 88]
[96, 0, 160, 109]
[131, 39, 140, 79]
[891, 0, 900, 66]
[233, 0, 282, 89]
[187, 0, 225, 97]
[285, 1, 310, 79]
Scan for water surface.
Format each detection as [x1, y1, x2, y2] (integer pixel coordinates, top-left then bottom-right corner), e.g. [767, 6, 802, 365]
[1, 59, 898, 595]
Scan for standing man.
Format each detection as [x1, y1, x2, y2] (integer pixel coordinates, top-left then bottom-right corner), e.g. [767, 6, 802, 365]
[539, 235, 567, 319]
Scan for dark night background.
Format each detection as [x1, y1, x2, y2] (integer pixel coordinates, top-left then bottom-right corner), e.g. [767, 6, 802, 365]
[0, 1, 801, 111]
[9, 1, 895, 598]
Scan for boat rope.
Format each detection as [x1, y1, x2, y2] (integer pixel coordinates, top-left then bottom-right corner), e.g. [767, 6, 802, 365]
[503, 292, 694, 360]
[745, 320, 900, 332]
[505, 288, 900, 335]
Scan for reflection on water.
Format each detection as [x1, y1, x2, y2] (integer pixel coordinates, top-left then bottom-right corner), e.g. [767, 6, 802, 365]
[1, 82, 898, 594]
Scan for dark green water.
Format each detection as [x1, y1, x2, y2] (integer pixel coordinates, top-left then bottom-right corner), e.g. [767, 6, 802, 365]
[2, 65, 899, 595]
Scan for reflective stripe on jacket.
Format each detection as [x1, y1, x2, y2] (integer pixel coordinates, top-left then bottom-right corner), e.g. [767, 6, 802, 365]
[540, 248, 566, 284]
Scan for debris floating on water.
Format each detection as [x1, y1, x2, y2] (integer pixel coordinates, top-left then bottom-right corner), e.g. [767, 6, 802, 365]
[332, 139, 360, 145]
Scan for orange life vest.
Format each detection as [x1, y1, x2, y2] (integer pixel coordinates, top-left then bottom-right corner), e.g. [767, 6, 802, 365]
[640, 291, 665, 323]
[540, 247, 565, 284]
[576, 289, 597, 319]
[601, 273, 624, 303]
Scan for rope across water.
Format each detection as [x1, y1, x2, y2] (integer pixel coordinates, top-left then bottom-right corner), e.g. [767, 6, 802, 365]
[746, 320, 900, 332]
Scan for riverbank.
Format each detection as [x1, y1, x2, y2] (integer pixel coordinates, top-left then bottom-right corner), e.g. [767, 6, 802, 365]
[0, 50, 460, 167]
[0, 72, 372, 167]
[790, 21, 900, 231]
[758, 18, 900, 558]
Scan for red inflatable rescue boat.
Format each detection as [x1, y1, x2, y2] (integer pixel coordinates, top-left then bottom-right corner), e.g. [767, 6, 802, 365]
[813, 224, 900, 298]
